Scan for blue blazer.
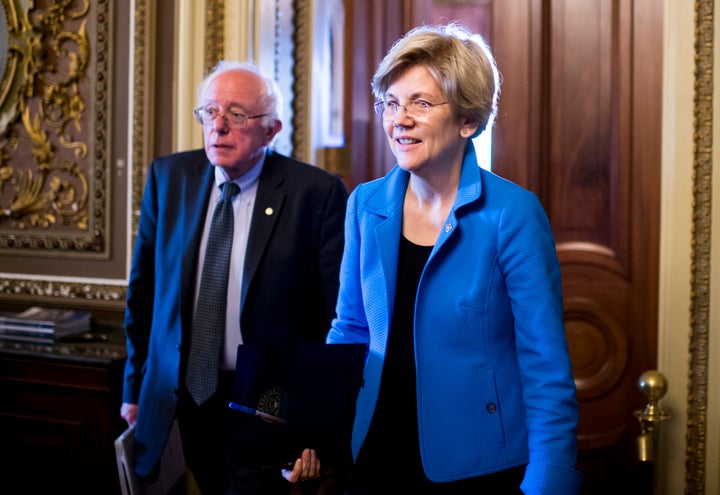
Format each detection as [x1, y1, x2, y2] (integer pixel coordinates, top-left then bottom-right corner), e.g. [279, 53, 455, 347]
[123, 148, 348, 477]
[327, 147, 583, 493]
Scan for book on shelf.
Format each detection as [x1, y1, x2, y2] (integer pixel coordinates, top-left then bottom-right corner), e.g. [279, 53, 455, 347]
[0, 306, 91, 342]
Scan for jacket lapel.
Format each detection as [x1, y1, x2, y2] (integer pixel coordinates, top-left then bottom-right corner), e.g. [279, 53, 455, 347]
[366, 167, 408, 333]
[180, 154, 215, 323]
[241, 152, 285, 310]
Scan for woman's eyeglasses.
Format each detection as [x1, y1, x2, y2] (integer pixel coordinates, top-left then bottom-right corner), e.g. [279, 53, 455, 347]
[373, 99, 449, 119]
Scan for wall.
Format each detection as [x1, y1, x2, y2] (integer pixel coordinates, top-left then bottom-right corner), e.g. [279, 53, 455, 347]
[659, 0, 719, 493]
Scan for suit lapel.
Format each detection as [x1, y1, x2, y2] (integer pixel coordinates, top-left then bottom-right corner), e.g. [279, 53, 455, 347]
[241, 152, 285, 310]
[180, 154, 215, 323]
[364, 167, 408, 338]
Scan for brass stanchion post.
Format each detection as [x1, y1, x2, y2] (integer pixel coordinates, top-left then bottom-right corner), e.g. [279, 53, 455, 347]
[634, 370, 670, 494]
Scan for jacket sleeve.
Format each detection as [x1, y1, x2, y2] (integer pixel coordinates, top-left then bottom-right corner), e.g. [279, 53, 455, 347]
[500, 193, 584, 494]
[122, 163, 159, 404]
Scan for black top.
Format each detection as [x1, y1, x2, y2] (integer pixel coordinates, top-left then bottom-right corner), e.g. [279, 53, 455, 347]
[355, 235, 431, 488]
[353, 236, 526, 494]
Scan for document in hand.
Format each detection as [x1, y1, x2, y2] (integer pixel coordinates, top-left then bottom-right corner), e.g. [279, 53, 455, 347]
[228, 342, 366, 469]
[114, 419, 186, 495]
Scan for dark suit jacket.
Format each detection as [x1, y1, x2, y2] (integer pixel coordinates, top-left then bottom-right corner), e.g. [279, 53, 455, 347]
[122, 148, 348, 476]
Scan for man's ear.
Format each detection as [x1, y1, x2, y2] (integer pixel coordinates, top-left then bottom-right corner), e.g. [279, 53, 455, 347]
[264, 119, 283, 144]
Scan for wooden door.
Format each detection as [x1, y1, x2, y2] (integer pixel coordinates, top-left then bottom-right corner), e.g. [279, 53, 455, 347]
[491, 1, 663, 492]
[345, 0, 663, 492]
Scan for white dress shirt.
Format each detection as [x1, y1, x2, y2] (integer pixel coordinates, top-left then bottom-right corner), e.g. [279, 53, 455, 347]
[194, 155, 264, 370]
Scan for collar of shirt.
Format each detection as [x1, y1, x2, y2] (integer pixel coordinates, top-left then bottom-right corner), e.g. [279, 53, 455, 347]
[214, 151, 265, 193]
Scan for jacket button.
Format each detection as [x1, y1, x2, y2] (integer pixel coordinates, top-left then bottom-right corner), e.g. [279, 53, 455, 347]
[486, 402, 497, 414]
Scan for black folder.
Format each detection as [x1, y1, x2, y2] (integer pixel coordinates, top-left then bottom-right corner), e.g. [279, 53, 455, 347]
[227, 342, 366, 469]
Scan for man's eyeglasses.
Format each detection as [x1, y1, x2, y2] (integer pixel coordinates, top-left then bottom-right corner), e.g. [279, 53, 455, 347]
[373, 99, 449, 119]
[193, 105, 269, 128]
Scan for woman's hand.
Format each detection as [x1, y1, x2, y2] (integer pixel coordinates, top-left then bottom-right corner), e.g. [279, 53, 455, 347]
[281, 448, 321, 483]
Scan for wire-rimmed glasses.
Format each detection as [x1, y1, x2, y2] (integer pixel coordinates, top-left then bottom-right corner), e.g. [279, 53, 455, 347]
[193, 105, 269, 128]
[373, 99, 449, 119]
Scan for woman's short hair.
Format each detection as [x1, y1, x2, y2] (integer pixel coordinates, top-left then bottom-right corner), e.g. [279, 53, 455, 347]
[372, 23, 500, 138]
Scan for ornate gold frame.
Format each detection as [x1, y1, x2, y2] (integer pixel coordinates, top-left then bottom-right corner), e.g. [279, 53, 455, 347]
[131, 0, 150, 242]
[686, 0, 711, 491]
[0, 0, 126, 307]
[0, 0, 110, 255]
[291, 0, 310, 161]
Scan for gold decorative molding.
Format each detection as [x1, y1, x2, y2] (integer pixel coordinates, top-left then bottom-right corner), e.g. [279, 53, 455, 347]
[0, 0, 110, 256]
[131, 0, 149, 242]
[205, 0, 225, 74]
[291, 0, 310, 162]
[0, 277, 125, 304]
[686, 0, 712, 492]
[0, 0, 140, 307]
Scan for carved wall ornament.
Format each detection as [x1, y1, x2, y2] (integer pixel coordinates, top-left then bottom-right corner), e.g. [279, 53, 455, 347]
[0, 0, 109, 255]
[205, 0, 224, 75]
[686, 0, 712, 491]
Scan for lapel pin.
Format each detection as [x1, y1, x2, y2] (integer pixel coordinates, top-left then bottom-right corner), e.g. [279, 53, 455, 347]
[265, 207, 274, 216]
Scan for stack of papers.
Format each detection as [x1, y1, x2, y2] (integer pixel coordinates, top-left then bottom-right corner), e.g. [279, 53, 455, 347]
[0, 306, 91, 343]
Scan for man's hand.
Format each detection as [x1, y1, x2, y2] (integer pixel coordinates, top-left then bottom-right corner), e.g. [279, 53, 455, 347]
[281, 448, 321, 483]
[120, 402, 138, 427]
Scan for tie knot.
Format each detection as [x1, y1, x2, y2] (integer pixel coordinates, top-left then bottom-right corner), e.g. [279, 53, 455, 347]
[221, 181, 240, 201]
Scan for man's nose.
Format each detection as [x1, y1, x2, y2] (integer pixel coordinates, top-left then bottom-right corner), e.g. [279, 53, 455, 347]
[212, 114, 230, 131]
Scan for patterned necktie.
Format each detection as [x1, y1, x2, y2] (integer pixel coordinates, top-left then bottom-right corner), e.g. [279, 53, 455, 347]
[185, 181, 240, 405]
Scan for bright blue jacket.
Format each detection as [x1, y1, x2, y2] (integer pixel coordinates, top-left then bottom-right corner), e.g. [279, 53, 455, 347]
[327, 146, 583, 494]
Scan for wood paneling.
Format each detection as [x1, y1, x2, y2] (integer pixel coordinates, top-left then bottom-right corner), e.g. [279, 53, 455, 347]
[0, 329, 127, 494]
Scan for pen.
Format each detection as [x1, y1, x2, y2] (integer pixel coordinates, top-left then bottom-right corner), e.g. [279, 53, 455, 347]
[228, 401, 288, 425]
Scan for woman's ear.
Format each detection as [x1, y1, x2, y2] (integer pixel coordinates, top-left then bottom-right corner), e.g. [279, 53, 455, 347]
[460, 118, 480, 138]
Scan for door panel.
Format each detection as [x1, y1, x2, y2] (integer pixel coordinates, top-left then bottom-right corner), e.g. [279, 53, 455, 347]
[495, 1, 662, 491]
